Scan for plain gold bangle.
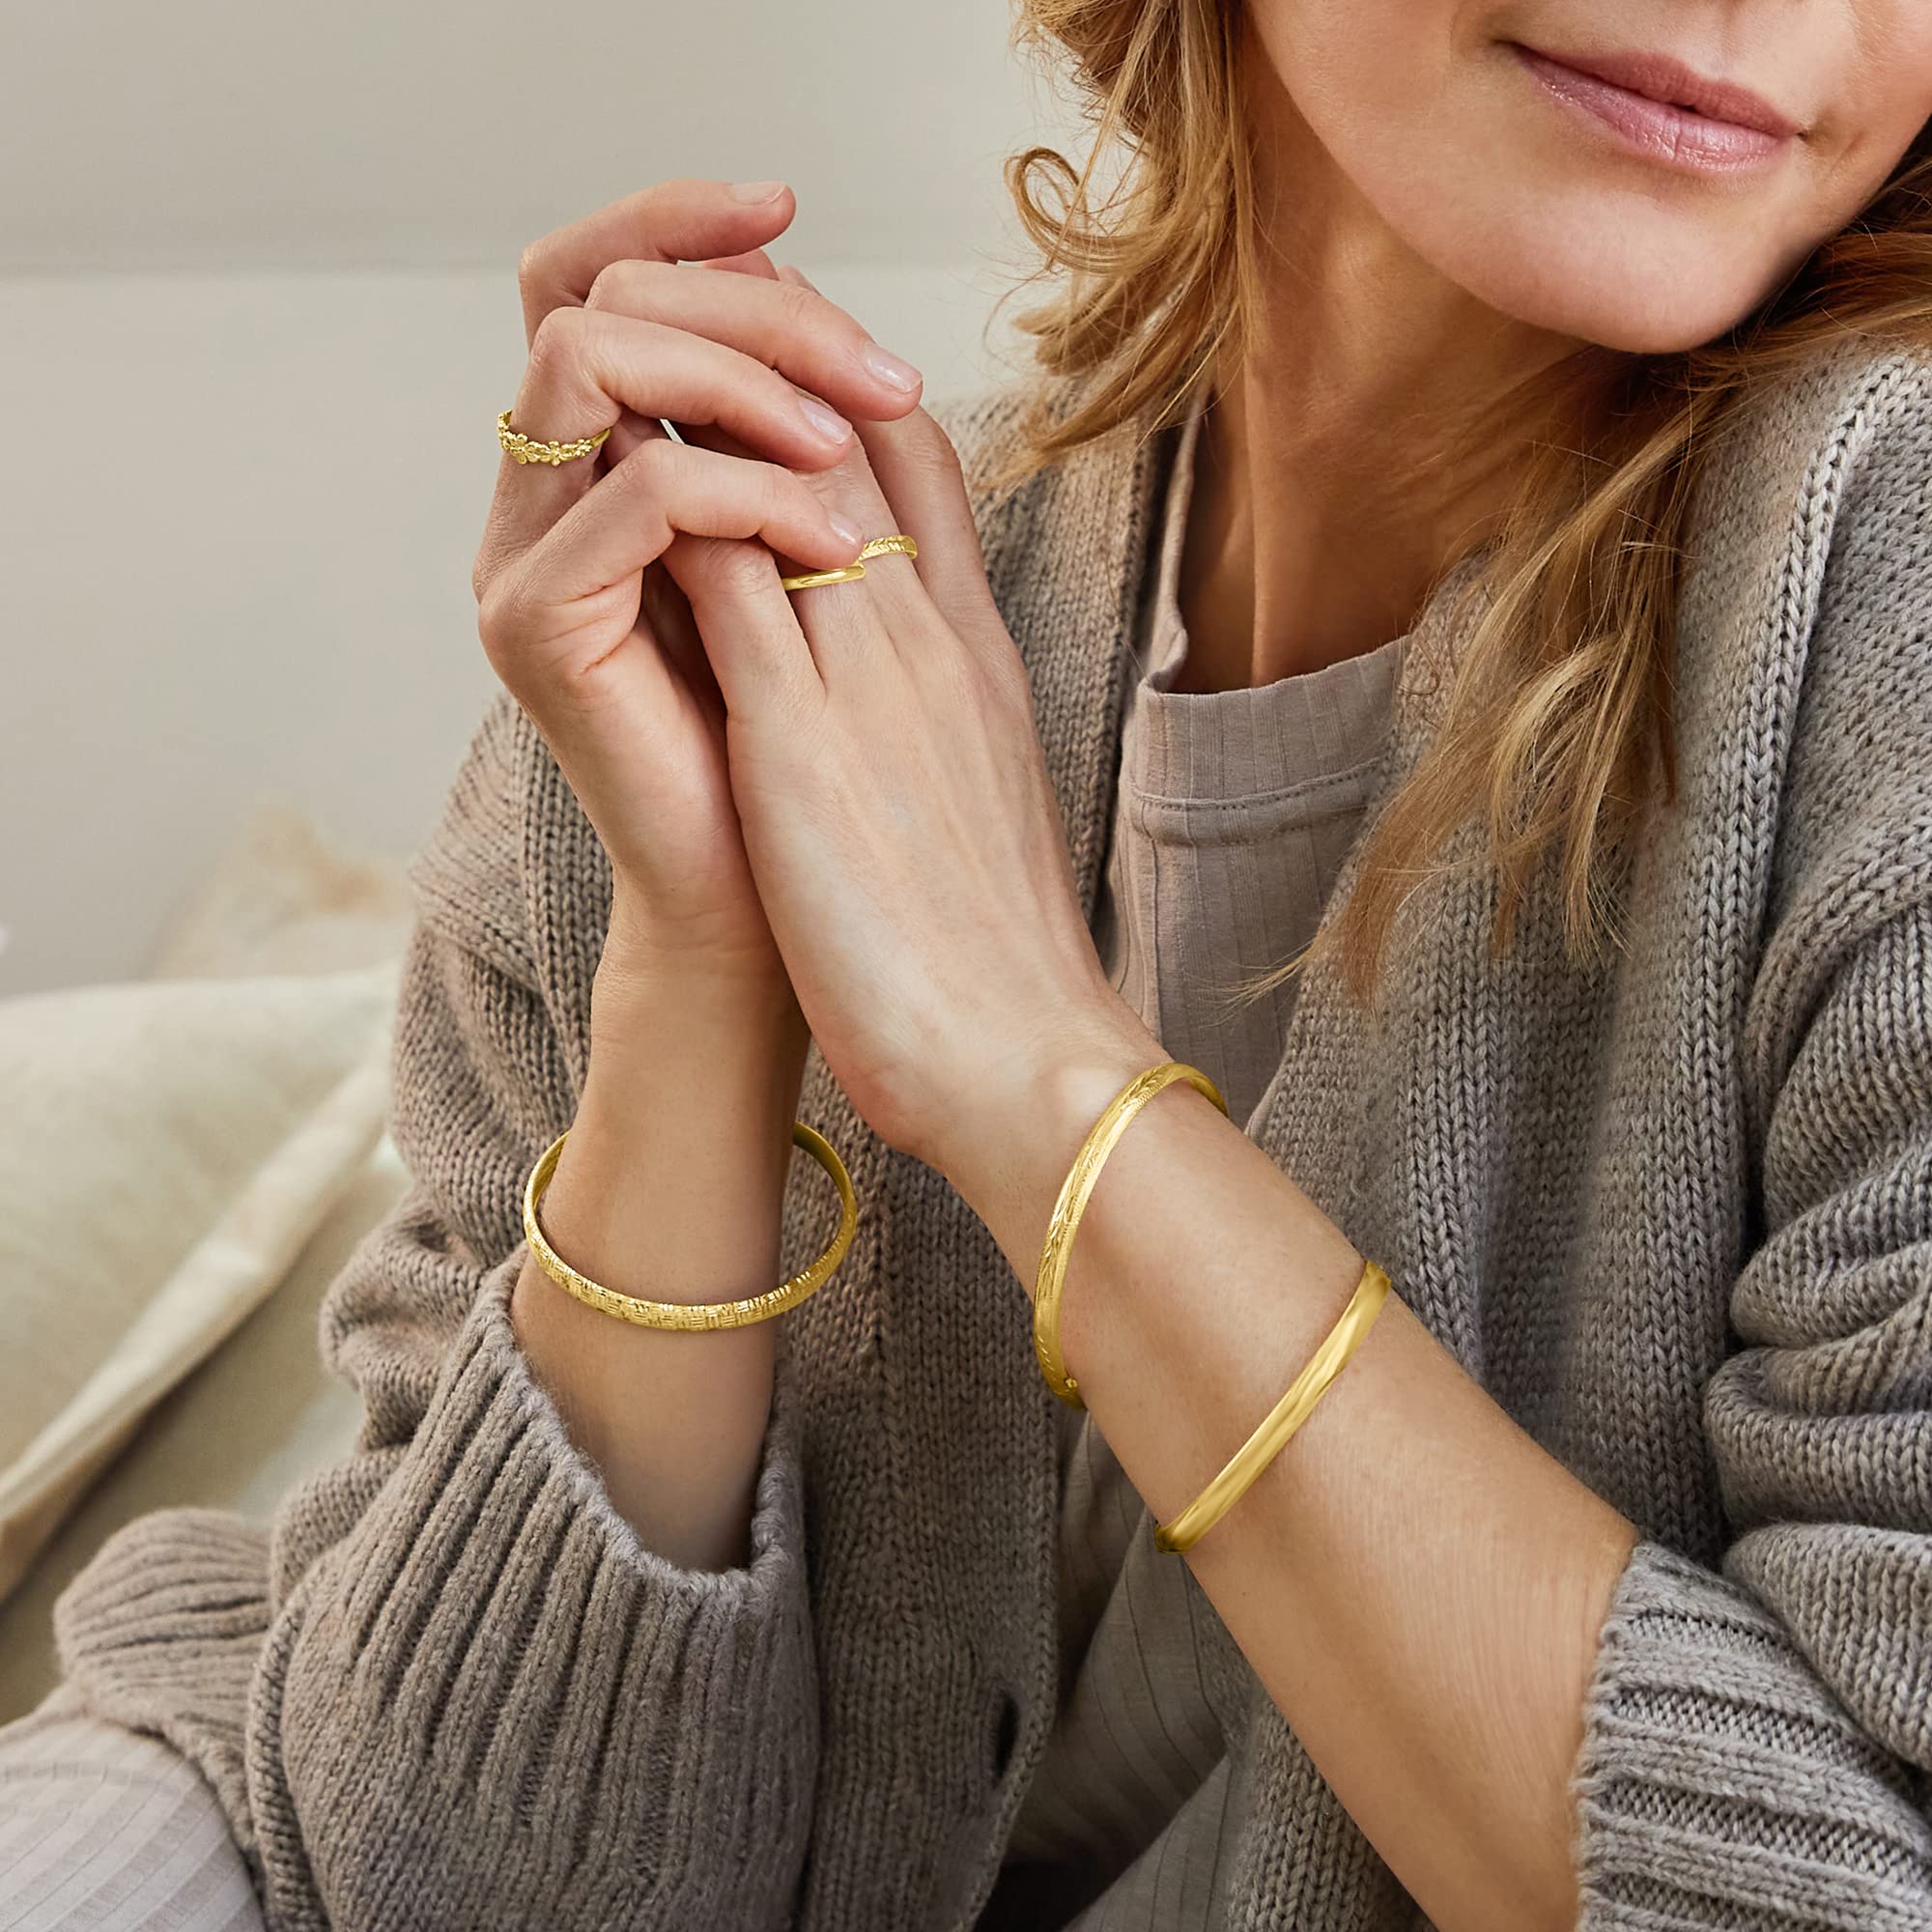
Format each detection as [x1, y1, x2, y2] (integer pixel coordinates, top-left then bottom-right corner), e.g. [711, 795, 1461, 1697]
[1032, 1060, 1231, 1409]
[521, 1122, 857, 1330]
[1152, 1258, 1392, 1555]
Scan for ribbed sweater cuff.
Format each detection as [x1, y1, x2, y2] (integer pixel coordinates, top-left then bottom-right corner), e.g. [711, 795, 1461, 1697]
[267, 1253, 818, 1922]
[1570, 1535, 1932, 1929]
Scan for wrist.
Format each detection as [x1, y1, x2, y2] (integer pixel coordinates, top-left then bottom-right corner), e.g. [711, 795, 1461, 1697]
[934, 998, 1168, 1260]
[591, 944, 806, 1062]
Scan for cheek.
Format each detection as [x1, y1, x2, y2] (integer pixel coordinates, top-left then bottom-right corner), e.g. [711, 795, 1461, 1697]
[1822, 10, 1932, 218]
[1246, 0, 1932, 356]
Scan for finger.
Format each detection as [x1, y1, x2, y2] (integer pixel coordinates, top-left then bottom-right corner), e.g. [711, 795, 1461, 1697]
[482, 306, 859, 571]
[777, 263, 998, 634]
[500, 438, 862, 663]
[694, 247, 781, 277]
[671, 253, 781, 460]
[516, 176, 798, 348]
[659, 534, 824, 725]
[587, 254, 922, 463]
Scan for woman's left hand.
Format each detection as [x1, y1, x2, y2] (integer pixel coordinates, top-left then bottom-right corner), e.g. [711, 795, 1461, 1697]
[659, 264, 1158, 1185]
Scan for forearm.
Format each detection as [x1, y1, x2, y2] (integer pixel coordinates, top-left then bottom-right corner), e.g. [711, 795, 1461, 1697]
[511, 953, 810, 1574]
[941, 1009, 1639, 1932]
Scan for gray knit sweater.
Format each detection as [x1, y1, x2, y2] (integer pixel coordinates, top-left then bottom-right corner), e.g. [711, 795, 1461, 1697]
[51, 335, 1932, 1931]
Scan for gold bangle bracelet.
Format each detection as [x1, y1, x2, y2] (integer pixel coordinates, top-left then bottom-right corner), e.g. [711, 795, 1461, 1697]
[1033, 1060, 1230, 1409]
[1152, 1258, 1392, 1555]
[522, 1122, 857, 1330]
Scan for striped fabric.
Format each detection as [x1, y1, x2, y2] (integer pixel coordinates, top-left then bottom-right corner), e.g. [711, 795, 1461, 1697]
[987, 383, 1406, 1927]
[0, 1687, 261, 1931]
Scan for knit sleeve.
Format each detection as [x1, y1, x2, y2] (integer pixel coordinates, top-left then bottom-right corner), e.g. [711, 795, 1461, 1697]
[1567, 364, 1932, 1927]
[58, 699, 820, 1931]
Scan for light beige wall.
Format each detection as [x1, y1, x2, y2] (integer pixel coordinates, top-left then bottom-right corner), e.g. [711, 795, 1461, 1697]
[2, 3, 1083, 994]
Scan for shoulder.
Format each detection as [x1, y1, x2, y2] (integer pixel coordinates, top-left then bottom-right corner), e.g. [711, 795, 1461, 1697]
[1699, 336, 1932, 954]
[1697, 342, 1932, 1129]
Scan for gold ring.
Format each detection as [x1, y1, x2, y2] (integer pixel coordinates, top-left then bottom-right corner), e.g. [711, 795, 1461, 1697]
[497, 408, 612, 467]
[778, 532, 917, 593]
[780, 563, 868, 591]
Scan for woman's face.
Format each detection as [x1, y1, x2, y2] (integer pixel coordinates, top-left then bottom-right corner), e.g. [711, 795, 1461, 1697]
[1247, 1, 1932, 352]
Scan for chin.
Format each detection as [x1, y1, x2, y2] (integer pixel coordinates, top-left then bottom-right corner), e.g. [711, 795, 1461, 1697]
[1412, 198, 1800, 355]
[1243, 3, 1932, 364]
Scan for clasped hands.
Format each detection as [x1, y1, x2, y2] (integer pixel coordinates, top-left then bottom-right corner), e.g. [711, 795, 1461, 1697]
[662, 265, 1166, 1216]
[472, 178, 1165, 1237]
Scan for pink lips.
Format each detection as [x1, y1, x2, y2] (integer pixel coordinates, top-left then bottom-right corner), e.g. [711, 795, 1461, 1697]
[1513, 42, 1798, 173]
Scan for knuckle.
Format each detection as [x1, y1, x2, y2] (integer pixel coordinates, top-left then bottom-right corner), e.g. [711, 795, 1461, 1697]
[774, 463, 823, 521]
[687, 534, 776, 599]
[615, 434, 683, 503]
[516, 237, 550, 295]
[906, 413, 966, 485]
[476, 567, 533, 652]
[583, 258, 641, 314]
[525, 302, 585, 385]
[775, 276, 821, 339]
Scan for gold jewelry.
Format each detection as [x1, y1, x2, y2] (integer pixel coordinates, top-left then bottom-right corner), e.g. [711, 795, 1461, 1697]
[1033, 1060, 1230, 1408]
[779, 563, 867, 591]
[779, 531, 918, 592]
[1153, 1258, 1392, 1555]
[497, 408, 613, 467]
[523, 1122, 857, 1329]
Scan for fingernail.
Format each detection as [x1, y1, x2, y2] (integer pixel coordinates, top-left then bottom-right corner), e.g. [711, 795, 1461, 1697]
[828, 512, 862, 547]
[862, 343, 923, 392]
[727, 179, 786, 202]
[798, 394, 850, 443]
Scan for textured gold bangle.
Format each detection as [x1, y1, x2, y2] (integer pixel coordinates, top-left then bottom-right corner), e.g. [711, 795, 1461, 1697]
[522, 1122, 857, 1330]
[1153, 1258, 1392, 1555]
[496, 409, 613, 467]
[1033, 1060, 1230, 1409]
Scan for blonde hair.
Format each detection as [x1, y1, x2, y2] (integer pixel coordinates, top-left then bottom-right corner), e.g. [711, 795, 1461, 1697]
[983, 0, 1932, 1009]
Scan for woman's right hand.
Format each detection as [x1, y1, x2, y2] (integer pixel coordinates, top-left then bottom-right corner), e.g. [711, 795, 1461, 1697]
[470, 177, 925, 988]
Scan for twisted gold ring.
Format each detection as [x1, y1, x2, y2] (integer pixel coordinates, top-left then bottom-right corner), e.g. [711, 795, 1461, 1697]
[780, 532, 918, 592]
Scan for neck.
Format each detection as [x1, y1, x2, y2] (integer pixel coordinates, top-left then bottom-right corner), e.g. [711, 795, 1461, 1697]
[1172, 35, 1586, 694]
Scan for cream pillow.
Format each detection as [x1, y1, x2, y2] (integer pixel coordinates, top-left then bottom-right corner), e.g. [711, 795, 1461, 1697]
[0, 960, 398, 1600]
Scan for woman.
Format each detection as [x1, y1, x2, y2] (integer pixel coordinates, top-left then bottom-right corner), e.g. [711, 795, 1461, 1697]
[11, 1, 1932, 1927]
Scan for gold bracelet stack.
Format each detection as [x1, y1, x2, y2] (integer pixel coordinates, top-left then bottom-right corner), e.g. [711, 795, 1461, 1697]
[522, 1121, 856, 1329]
[1031, 1057, 1394, 1557]
[523, 1050, 1393, 1560]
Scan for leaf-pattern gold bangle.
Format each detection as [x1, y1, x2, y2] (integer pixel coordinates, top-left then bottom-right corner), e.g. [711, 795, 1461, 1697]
[522, 1122, 857, 1330]
[1032, 1060, 1231, 1409]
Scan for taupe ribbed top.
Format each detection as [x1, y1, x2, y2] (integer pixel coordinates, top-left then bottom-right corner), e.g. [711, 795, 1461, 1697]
[987, 384, 1406, 1926]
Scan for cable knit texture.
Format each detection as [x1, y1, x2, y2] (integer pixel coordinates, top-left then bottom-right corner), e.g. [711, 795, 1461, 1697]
[45, 335, 1932, 1931]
